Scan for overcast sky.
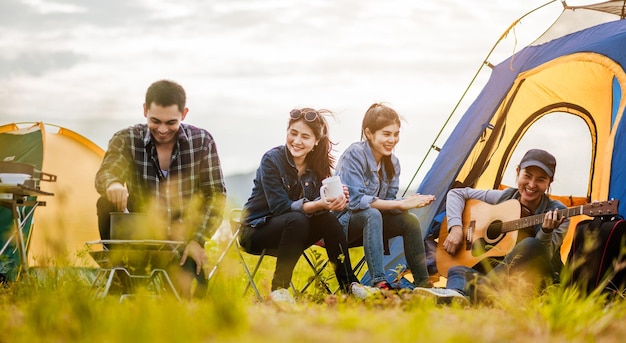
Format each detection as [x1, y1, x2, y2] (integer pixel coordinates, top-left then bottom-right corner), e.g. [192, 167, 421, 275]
[0, 0, 599, 195]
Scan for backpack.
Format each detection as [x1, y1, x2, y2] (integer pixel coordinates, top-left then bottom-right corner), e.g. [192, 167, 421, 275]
[566, 216, 626, 295]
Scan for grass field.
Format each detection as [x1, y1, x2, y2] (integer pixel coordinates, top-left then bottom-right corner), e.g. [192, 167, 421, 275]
[1, 238, 625, 343]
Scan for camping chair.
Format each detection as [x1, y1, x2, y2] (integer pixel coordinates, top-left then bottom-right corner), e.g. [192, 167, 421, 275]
[220, 209, 330, 301]
[298, 241, 333, 294]
[344, 234, 409, 289]
[302, 221, 410, 292]
[0, 124, 57, 281]
[298, 236, 371, 295]
[297, 239, 368, 294]
[225, 209, 294, 301]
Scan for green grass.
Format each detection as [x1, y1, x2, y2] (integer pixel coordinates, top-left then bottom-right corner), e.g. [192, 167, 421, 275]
[1, 239, 625, 343]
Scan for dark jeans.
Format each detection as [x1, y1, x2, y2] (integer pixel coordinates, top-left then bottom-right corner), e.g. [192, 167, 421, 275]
[239, 211, 359, 291]
[96, 196, 207, 298]
[446, 238, 554, 302]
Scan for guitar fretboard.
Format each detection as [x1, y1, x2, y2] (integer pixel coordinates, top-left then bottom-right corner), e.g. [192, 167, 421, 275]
[501, 205, 596, 233]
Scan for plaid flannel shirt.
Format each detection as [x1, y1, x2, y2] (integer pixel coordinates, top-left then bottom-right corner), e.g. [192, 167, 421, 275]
[95, 123, 227, 245]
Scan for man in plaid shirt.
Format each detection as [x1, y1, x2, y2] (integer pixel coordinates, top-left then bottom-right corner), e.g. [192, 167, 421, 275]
[95, 79, 227, 298]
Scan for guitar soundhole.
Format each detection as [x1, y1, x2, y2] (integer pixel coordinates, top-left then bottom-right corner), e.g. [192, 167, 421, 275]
[486, 221, 503, 241]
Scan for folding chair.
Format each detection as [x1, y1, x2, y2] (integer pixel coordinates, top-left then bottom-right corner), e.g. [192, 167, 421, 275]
[206, 219, 241, 286]
[228, 209, 298, 301]
[298, 238, 369, 294]
[299, 226, 408, 293]
[345, 235, 370, 279]
[211, 209, 330, 301]
[206, 209, 284, 301]
[299, 242, 333, 294]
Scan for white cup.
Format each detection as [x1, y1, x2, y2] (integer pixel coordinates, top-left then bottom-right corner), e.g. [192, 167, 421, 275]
[320, 175, 344, 204]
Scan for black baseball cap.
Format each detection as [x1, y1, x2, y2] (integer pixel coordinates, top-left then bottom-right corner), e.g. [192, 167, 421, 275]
[519, 149, 556, 178]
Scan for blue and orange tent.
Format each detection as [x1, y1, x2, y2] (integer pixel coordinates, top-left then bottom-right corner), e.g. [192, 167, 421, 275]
[381, 0, 626, 285]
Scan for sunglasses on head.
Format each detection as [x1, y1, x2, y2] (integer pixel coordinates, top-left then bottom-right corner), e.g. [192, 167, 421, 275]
[290, 109, 319, 122]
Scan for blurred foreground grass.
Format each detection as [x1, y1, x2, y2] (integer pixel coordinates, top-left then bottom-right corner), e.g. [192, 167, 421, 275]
[1, 242, 625, 343]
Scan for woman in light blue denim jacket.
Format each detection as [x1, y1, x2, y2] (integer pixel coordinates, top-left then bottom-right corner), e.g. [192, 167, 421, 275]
[335, 103, 436, 290]
[239, 108, 376, 303]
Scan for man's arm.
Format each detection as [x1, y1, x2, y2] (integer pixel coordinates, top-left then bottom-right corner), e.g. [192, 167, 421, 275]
[95, 130, 132, 210]
[194, 135, 227, 246]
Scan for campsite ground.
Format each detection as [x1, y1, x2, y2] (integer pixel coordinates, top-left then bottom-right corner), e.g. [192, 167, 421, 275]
[1, 240, 625, 343]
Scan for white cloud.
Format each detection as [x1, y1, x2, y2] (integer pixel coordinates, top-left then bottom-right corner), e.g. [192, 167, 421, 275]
[0, 0, 605, 191]
[21, 0, 85, 14]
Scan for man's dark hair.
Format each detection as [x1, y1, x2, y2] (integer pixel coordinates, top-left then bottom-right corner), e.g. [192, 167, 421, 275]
[145, 80, 186, 112]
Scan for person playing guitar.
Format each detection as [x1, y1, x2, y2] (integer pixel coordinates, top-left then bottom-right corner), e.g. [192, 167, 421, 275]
[414, 149, 568, 305]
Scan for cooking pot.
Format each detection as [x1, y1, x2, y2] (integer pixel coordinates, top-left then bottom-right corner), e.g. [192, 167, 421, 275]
[109, 212, 169, 241]
[0, 161, 56, 186]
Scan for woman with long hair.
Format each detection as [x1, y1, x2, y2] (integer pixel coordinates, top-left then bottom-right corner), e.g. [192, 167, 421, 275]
[336, 103, 436, 290]
[239, 108, 376, 303]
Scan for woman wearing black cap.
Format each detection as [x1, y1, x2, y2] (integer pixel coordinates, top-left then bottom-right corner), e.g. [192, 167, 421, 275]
[414, 149, 569, 305]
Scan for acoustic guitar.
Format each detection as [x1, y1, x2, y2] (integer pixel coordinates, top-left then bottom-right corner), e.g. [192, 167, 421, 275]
[435, 198, 619, 277]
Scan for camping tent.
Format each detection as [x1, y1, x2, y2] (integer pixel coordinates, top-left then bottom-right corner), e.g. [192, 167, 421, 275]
[0, 122, 103, 279]
[380, 0, 626, 284]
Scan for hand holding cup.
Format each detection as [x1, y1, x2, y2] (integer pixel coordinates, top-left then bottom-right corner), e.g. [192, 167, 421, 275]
[320, 175, 346, 207]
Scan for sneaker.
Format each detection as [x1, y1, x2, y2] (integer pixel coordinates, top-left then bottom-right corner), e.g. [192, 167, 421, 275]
[413, 287, 470, 306]
[349, 282, 380, 299]
[374, 281, 396, 291]
[269, 288, 295, 304]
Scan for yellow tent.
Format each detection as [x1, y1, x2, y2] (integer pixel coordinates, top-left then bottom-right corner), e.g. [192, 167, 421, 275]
[0, 122, 103, 270]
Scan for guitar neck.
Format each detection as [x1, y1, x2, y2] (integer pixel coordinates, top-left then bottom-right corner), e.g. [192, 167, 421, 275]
[501, 206, 581, 233]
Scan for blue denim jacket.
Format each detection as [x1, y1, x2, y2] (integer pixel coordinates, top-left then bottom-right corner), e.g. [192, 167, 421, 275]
[242, 145, 320, 228]
[335, 141, 402, 224]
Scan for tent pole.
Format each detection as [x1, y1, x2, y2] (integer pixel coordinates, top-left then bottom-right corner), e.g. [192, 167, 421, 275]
[402, 0, 559, 196]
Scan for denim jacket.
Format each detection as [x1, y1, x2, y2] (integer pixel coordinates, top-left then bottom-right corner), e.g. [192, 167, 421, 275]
[335, 141, 402, 224]
[242, 145, 320, 228]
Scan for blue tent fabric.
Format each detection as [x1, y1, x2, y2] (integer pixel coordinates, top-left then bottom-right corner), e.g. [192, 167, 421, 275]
[418, 19, 626, 231]
[611, 107, 626, 207]
[613, 77, 621, 127]
[375, 7, 626, 286]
